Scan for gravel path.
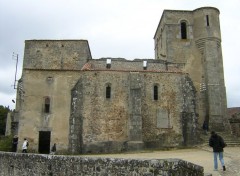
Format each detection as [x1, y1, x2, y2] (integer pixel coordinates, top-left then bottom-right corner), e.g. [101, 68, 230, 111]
[82, 146, 240, 176]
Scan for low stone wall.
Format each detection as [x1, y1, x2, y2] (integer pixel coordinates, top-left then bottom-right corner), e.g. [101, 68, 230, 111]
[0, 152, 204, 176]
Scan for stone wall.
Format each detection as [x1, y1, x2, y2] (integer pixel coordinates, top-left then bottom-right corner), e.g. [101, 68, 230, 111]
[89, 58, 167, 71]
[229, 113, 240, 137]
[23, 40, 92, 70]
[0, 152, 204, 176]
[69, 70, 198, 154]
[16, 70, 83, 153]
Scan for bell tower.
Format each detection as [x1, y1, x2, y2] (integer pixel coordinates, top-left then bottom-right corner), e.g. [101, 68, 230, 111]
[154, 7, 229, 132]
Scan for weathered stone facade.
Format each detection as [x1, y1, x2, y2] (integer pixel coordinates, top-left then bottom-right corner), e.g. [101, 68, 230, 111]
[227, 107, 240, 137]
[69, 70, 198, 153]
[154, 7, 228, 132]
[0, 152, 204, 176]
[9, 6, 228, 154]
[228, 111, 240, 137]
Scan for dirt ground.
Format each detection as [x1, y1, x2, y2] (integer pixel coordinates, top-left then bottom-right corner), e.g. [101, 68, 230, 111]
[82, 146, 240, 176]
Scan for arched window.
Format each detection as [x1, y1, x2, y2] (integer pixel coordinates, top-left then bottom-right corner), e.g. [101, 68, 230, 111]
[154, 85, 158, 100]
[106, 85, 111, 99]
[181, 21, 187, 39]
[44, 97, 50, 113]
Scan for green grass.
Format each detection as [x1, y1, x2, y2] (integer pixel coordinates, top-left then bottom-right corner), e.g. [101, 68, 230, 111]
[0, 135, 12, 152]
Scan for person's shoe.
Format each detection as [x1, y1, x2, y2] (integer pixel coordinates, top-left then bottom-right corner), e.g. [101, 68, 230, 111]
[214, 168, 218, 171]
[223, 166, 226, 171]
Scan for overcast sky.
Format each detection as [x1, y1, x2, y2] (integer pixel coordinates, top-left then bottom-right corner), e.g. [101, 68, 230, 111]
[0, 0, 239, 109]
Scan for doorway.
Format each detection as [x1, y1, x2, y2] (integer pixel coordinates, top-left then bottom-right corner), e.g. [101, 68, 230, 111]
[38, 131, 51, 154]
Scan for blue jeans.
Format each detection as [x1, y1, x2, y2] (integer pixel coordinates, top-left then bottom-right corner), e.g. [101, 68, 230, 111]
[213, 152, 225, 169]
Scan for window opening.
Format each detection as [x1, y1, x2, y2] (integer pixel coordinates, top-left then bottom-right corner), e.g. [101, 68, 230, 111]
[206, 15, 209, 26]
[106, 85, 111, 99]
[106, 59, 111, 69]
[154, 85, 158, 100]
[45, 97, 50, 113]
[143, 61, 147, 70]
[181, 22, 187, 39]
[160, 34, 162, 48]
[160, 28, 163, 48]
[47, 76, 53, 84]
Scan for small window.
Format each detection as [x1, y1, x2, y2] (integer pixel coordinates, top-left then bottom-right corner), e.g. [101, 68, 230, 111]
[44, 97, 50, 113]
[160, 34, 162, 48]
[154, 85, 158, 100]
[106, 59, 111, 69]
[143, 61, 147, 70]
[181, 22, 187, 39]
[206, 15, 209, 26]
[47, 76, 53, 84]
[106, 85, 111, 99]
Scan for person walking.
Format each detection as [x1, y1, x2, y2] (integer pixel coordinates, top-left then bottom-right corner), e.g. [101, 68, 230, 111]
[22, 138, 28, 153]
[12, 135, 18, 152]
[202, 120, 209, 135]
[209, 131, 226, 171]
[50, 143, 56, 155]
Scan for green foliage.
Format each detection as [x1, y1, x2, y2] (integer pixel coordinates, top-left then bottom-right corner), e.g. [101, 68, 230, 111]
[0, 105, 10, 135]
[0, 135, 12, 152]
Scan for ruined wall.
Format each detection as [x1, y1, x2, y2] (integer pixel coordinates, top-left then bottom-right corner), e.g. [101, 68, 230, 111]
[70, 71, 130, 153]
[0, 152, 204, 176]
[16, 70, 82, 153]
[15, 39, 93, 153]
[181, 76, 199, 145]
[89, 58, 167, 71]
[23, 40, 91, 70]
[70, 70, 198, 153]
[229, 113, 240, 137]
[143, 74, 198, 148]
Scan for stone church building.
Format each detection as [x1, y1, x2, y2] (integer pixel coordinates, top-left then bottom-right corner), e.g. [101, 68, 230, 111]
[11, 7, 229, 154]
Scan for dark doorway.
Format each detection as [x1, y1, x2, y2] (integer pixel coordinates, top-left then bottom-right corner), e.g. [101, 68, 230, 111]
[38, 131, 51, 154]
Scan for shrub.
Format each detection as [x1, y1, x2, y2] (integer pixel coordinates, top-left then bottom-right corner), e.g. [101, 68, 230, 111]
[0, 135, 12, 152]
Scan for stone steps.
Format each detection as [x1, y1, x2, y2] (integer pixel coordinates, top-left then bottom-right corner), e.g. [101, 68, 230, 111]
[200, 132, 240, 147]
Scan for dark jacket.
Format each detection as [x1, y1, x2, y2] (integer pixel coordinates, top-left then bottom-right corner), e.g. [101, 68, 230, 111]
[51, 144, 56, 152]
[202, 121, 208, 131]
[209, 133, 226, 152]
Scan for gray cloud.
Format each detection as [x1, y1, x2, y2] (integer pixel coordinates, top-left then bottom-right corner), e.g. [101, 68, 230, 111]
[0, 0, 240, 108]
